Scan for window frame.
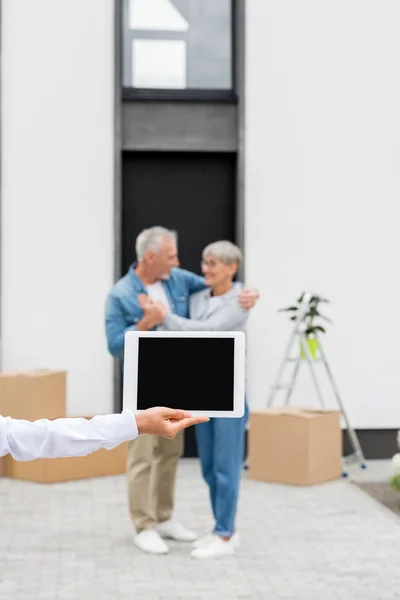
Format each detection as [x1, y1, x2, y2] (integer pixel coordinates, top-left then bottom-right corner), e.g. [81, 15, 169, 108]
[121, 0, 237, 102]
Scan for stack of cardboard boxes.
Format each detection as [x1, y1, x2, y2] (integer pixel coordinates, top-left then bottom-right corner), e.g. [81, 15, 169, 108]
[0, 371, 126, 483]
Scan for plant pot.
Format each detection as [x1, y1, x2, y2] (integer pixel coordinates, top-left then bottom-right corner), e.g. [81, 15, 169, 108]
[300, 338, 319, 360]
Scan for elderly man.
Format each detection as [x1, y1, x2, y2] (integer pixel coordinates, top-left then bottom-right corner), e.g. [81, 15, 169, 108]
[105, 226, 258, 555]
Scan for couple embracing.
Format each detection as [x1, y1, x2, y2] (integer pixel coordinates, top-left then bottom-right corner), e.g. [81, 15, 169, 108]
[105, 226, 258, 559]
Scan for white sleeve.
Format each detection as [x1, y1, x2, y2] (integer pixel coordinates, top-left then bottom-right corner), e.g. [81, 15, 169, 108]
[0, 411, 139, 461]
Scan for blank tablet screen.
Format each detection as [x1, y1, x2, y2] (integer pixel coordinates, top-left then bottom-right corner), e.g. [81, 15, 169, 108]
[137, 337, 234, 411]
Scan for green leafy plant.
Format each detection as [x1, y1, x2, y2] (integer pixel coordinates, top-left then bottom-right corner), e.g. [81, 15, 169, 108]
[389, 474, 400, 492]
[279, 292, 331, 339]
[390, 444, 400, 492]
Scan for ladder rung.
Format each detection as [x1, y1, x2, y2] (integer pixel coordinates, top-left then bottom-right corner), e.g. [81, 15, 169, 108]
[343, 451, 364, 463]
[286, 358, 321, 362]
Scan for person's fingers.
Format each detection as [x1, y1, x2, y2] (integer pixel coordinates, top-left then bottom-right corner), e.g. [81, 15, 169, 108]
[239, 293, 253, 310]
[239, 290, 250, 301]
[188, 416, 210, 425]
[170, 416, 210, 434]
[138, 294, 152, 310]
[159, 407, 188, 421]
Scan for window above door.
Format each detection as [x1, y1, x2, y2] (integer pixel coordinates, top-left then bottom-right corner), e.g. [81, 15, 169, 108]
[122, 0, 236, 101]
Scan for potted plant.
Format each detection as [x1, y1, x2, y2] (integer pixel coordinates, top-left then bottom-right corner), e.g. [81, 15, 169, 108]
[279, 292, 331, 359]
[389, 431, 400, 492]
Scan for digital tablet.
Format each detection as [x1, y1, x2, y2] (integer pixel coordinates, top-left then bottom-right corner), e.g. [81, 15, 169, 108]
[122, 330, 245, 418]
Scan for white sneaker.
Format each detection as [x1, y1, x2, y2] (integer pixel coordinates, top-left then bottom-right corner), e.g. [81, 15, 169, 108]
[192, 533, 215, 550]
[156, 519, 197, 542]
[193, 531, 241, 550]
[191, 535, 236, 559]
[134, 529, 169, 554]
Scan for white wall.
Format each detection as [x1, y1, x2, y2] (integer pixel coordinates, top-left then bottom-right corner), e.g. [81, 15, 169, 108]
[245, 0, 400, 428]
[1, 0, 114, 415]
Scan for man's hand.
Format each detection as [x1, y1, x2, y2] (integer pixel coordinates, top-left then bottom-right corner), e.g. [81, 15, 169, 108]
[138, 294, 167, 325]
[135, 407, 209, 439]
[146, 301, 167, 322]
[239, 287, 260, 310]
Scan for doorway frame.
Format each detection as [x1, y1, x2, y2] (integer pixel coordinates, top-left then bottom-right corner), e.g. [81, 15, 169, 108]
[112, 0, 245, 412]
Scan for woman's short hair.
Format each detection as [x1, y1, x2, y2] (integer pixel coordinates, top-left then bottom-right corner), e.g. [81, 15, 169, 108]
[202, 240, 243, 267]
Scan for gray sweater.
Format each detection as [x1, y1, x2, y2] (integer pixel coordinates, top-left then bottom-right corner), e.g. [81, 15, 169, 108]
[162, 286, 248, 333]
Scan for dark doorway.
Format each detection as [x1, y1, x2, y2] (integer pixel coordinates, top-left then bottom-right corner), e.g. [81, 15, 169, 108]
[122, 151, 236, 456]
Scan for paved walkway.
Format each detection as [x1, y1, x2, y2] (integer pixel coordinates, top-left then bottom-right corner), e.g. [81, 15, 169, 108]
[1, 460, 399, 600]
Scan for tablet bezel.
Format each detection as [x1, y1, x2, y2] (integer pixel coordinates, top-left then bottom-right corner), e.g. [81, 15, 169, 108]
[122, 330, 245, 418]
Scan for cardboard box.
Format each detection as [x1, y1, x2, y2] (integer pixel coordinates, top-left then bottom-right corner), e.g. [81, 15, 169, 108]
[248, 407, 342, 485]
[0, 370, 66, 421]
[4, 440, 127, 483]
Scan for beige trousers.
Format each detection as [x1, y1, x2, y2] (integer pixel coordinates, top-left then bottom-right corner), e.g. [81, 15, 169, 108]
[126, 431, 184, 532]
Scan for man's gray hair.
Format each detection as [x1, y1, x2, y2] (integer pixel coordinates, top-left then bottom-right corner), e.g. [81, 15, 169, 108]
[135, 226, 177, 261]
[202, 240, 243, 267]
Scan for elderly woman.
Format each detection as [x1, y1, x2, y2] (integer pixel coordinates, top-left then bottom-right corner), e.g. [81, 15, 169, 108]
[139, 241, 249, 560]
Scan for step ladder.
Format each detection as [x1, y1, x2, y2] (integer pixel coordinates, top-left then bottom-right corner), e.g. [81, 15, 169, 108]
[267, 292, 366, 475]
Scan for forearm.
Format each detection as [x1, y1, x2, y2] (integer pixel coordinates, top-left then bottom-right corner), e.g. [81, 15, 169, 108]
[0, 412, 139, 461]
[163, 313, 213, 331]
[136, 315, 158, 331]
[163, 303, 248, 332]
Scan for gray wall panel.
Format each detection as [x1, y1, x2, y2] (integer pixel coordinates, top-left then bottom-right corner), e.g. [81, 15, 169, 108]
[236, 0, 245, 280]
[113, 0, 123, 413]
[122, 101, 237, 152]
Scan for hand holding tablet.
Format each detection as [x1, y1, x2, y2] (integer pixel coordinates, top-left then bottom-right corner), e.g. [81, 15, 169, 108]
[135, 407, 209, 438]
[123, 331, 246, 418]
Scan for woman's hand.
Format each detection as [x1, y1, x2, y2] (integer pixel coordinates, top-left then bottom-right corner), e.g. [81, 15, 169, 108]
[239, 287, 260, 310]
[135, 407, 209, 439]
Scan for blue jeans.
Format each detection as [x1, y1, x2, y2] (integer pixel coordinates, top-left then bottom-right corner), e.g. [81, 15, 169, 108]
[195, 403, 249, 537]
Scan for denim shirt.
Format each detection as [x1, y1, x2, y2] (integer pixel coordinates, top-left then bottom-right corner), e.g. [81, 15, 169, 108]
[105, 264, 207, 358]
